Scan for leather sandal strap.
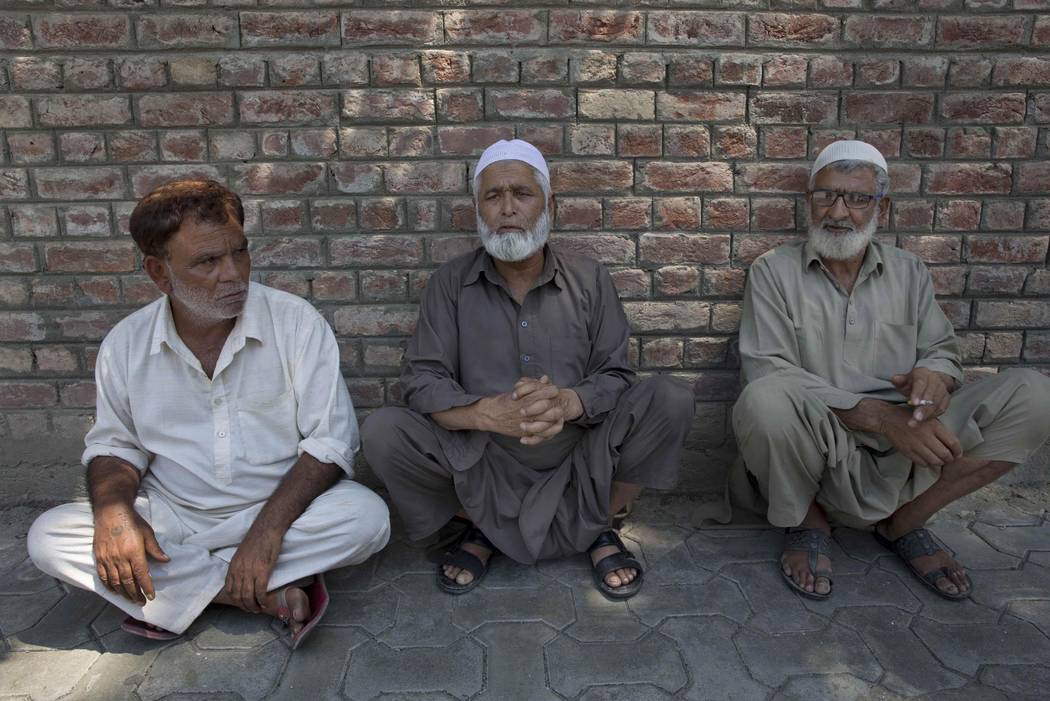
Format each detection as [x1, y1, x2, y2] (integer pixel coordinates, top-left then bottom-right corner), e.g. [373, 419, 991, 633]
[588, 530, 642, 579]
[891, 528, 943, 561]
[440, 548, 487, 580]
[784, 528, 833, 582]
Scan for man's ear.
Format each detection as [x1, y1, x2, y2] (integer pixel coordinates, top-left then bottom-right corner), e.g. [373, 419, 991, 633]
[143, 255, 173, 295]
[548, 192, 556, 214]
[878, 195, 891, 218]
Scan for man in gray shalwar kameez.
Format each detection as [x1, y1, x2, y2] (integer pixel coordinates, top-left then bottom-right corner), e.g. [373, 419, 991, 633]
[362, 140, 695, 599]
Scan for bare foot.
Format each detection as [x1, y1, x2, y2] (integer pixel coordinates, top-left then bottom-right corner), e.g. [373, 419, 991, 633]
[781, 530, 832, 596]
[877, 522, 969, 596]
[262, 585, 311, 636]
[442, 540, 493, 586]
[590, 544, 637, 588]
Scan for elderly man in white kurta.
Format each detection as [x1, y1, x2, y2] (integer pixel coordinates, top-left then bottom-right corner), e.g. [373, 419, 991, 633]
[27, 180, 390, 647]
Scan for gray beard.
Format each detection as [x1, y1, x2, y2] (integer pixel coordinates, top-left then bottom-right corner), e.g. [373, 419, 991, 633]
[807, 214, 877, 261]
[166, 264, 247, 323]
[477, 206, 551, 262]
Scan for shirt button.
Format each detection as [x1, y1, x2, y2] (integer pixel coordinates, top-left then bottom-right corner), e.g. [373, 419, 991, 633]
[217, 431, 226, 438]
[848, 318, 856, 326]
[213, 397, 223, 406]
[522, 354, 530, 362]
[521, 320, 528, 328]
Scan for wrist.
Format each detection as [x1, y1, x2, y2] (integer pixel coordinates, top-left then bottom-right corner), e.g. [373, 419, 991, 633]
[560, 389, 584, 421]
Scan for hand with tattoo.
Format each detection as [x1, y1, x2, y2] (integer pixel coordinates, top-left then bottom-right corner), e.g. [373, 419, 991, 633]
[92, 505, 170, 604]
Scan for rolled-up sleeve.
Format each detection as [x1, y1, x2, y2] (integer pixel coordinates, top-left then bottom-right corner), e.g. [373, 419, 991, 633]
[740, 259, 867, 410]
[571, 265, 634, 425]
[912, 266, 963, 386]
[292, 315, 358, 476]
[401, 270, 484, 415]
[82, 338, 152, 471]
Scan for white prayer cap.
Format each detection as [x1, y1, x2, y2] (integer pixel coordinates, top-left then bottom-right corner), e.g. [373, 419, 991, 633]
[473, 139, 550, 195]
[811, 139, 888, 178]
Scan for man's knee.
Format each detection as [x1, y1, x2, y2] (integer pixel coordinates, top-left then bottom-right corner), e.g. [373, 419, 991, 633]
[732, 374, 806, 440]
[999, 368, 1050, 438]
[330, 486, 391, 554]
[27, 503, 89, 575]
[633, 374, 695, 426]
[361, 406, 417, 470]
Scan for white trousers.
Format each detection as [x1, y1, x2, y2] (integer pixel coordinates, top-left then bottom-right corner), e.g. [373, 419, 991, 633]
[27, 479, 390, 634]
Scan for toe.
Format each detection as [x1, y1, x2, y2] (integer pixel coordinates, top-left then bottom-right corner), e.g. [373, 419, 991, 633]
[815, 577, 831, 596]
[456, 571, 474, 586]
[605, 572, 622, 587]
[937, 577, 959, 595]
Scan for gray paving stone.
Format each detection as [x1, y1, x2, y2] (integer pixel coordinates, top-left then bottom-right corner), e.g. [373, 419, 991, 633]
[0, 588, 64, 636]
[7, 586, 106, 651]
[927, 519, 1022, 570]
[374, 539, 433, 581]
[877, 557, 999, 625]
[267, 626, 369, 701]
[979, 665, 1050, 700]
[686, 528, 782, 571]
[1004, 599, 1050, 637]
[535, 552, 594, 586]
[0, 557, 61, 595]
[719, 562, 826, 634]
[974, 503, 1044, 527]
[380, 573, 461, 647]
[452, 581, 574, 631]
[137, 638, 289, 700]
[627, 524, 713, 585]
[63, 629, 167, 701]
[545, 631, 688, 698]
[735, 624, 883, 687]
[968, 562, 1050, 610]
[773, 674, 903, 701]
[327, 556, 383, 592]
[324, 586, 398, 635]
[627, 577, 750, 627]
[191, 606, 278, 649]
[835, 607, 967, 696]
[832, 528, 888, 563]
[913, 620, 1050, 676]
[801, 569, 922, 616]
[480, 558, 551, 588]
[971, 523, 1050, 557]
[562, 584, 649, 642]
[660, 616, 769, 701]
[578, 684, 675, 700]
[371, 694, 458, 701]
[90, 603, 126, 638]
[630, 493, 709, 527]
[344, 638, 484, 700]
[473, 621, 558, 701]
[919, 685, 1010, 700]
[1030, 551, 1050, 567]
[0, 648, 102, 700]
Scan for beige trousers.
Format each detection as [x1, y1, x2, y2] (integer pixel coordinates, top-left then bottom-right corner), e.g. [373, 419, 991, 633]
[27, 479, 390, 634]
[726, 368, 1050, 529]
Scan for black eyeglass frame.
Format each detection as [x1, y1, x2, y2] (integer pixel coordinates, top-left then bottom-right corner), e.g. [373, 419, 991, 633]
[808, 189, 884, 210]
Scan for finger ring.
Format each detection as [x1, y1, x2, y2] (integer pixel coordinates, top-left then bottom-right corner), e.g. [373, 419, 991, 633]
[916, 399, 935, 406]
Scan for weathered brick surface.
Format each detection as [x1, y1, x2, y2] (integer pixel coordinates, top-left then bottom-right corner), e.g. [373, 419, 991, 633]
[0, 4, 1048, 478]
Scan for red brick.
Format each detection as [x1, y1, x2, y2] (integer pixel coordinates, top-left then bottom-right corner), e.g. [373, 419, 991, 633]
[118, 57, 167, 90]
[1033, 93, 1050, 123]
[555, 198, 602, 231]
[713, 126, 757, 159]
[648, 12, 745, 46]
[35, 167, 125, 200]
[0, 382, 56, 409]
[808, 56, 853, 88]
[34, 346, 78, 373]
[664, 126, 711, 158]
[550, 161, 633, 193]
[0, 312, 45, 342]
[637, 162, 733, 193]
[45, 242, 137, 273]
[1036, 15, 1050, 46]
[948, 57, 993, 88]
[342, 10, 443, 46]
[159, 131, 206, 162]
[762, 126, 808, 159]
[966, 236, 1049, 264]
[763, 55, 808, 87]
[260, 201, 305, 233]
[618, 125, 662, 157]
[572, 54, 617, 88]
[35, 96, 130, 128]
[982, 200, 1025, 231]
[640, 338, 684, 368]
[312, 271, 357, 301]
[10, 57, 60, 91]
[994, 127, 1038, 159]
[8, 133, 55, 164]
[992, 58, 1050, 87]
[605, 198, 651, 230]
[550, 10, 644, 43]
[982, 331, 1024, 362]
[844, 15, 934, 48]
[437, 89, 484, 123]
[624, 301, 710, 333]
[372, 55, 421, 87]
[240, 91, 336, 126]
[705, 198, 749, 230]
[655, 266, 700, 296]
[472, 53, 519, 84]
[946, 127, 991, 159]
[641, 234, 729, 264]
[844, 92, 933, 123]
[137, 14, 238, 49]
[169, 57, 217, 86]
[656, 92, 745, 122]
[488, 89, 574, 121]
[736, 164, 809, 194]
[0, 96, 31, 128]
[138, 93, 234, 127]
[65, 58, 113, 90]
[444, 11, 545, 44]
[668, 57, 714, 86]
[342, 90, 435, 123]
[0, 14, 31, 50]
[290, 129, 337, 159]
[339, 128, 386, 159]
[551, 235, 634, 264]
[251, 238, 322, 268]
[568, 125, 614, 156]
[129, 165, 221, 198]
[389, 127, 434, 158]
[941, 93, 1026, 124]
[1025, 332, 1050, 362]
[937, 16, 1029, 50]
[334, 304, 418, 336]
[717, 55, 762, 86]
[750, 92, 838, 125]
[935, 200, 981, 231]
[0, 243, 37, 273]
[359, 199, 405, 231]
[749, 13, 840, 46]
[893, 200, 935, 231]
[620, 54, 666, 85]
[975, 301, 1050, 329]
[233, 163, 326, 196]
[271, 55, 322, 87]
[259, 131, 288, 158]
[384, 162, 464, 194]
[11, 206, 58, 238]
[751, 198, 796, 230]
[579, 90, 654, 120]
[1017, 163, 1050, 194]
[34, 14, 130, 49]
[906, 128, 945, 158]
[900, 235, 962, 263]
[930, 266, 968, 297]
[241, 11, 339, 47]
[0, 169, 29, 199]
[654, 197, 701, 230]
[856, 59, 900, 88]
[422, 52, 471, 84]
[64, 206, 111, 237]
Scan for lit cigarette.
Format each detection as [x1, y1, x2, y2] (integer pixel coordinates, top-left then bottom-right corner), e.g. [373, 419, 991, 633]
[914, 399, 935, 407]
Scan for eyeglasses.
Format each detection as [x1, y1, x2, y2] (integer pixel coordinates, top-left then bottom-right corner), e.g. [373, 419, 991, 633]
[809, 189, 880, 210]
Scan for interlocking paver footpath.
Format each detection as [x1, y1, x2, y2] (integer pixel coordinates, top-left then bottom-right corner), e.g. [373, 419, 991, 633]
[1, 483, 1048, 701]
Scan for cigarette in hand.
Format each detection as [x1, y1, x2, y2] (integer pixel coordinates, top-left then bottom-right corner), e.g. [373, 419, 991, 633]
[911, 399, 935, 407]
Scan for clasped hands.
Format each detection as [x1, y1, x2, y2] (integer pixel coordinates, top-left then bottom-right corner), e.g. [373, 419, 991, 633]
[881, 367, 961, 468]
[482, 375, 584, 445]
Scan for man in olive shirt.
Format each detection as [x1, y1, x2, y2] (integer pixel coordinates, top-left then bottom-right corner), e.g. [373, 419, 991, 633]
[721, 140, 1050, 601]
[362, 140, 694, 599]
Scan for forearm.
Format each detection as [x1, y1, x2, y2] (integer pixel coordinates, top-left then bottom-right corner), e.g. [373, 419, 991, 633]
[87, 456, 141, 513]
[431, 398, 492, 432]
[247, 453, 342, 542]
[832, 398, 896, 435]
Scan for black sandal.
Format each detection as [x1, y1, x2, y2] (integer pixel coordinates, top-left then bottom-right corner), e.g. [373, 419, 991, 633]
[780, 528, 834, 600]
[588, 530, 644, 601]
[874, 525, 972, 601]
[436, 525, 497, 595]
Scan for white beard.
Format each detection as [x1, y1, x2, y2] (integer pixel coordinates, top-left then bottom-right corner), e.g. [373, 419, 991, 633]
[166, 264, 247, 323]
[477, 205, 551, 262]
[807, 212, 878, 261]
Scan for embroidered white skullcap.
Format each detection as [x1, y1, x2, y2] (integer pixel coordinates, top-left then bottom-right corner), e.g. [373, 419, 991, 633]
[473, 139, 550, 195]
[811, 139, 888, 177]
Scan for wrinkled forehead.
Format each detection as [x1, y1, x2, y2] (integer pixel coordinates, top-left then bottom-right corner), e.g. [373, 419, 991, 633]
[476, 159, 544, 194]
[811, 163, 879, 193]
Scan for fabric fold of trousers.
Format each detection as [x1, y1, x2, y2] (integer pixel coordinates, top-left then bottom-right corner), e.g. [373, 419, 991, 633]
[701, 368, 1050, 530]
[363, 375, 695, 564]
[27, 479, 390, 634]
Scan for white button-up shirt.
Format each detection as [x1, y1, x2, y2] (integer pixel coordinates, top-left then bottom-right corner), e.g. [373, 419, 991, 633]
[83, 282, 359, 517]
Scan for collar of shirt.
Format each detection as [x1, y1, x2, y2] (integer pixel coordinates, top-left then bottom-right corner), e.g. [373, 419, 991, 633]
[462, 244, 564, 292]
[803, 239, 885, 284]
[149, 282, 266, 368]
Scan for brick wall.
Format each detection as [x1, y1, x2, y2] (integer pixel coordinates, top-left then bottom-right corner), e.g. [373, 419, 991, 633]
[1, 3, 1049, 493]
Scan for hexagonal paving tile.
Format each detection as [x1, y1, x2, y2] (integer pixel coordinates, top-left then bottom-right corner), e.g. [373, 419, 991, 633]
[734, 623, 883, 687]
[344, 638, 484, 700]
[545, 631, 688, 698]
[452, 581, 574, 631]
[913, 620, 1050, 676]
[136, 638, 289, 700]
[686, 528, 782, 571]
[562, 584, 650, 642]
[968, 562, 1050, 611]
[801, 569, 922, 616]
[268, 626, 369, 701]
[627, 576, 750, 627]
[380, 573, 461, 647]
[660, 616, 769, 700]
[877, 557, 999, 625]
[1004, 599, 1050, 637]
[928, 519, 1022, 570]
[719, 562, 826, 634]
[971, 523, 1050, 558]
[979, 664, 1050, 700]
[0, 588, 64, 636]
[191, 606, 278, 649]
[473, 621, 558, 701]
[0, 647, 101, 701]
[578, 683, 676, 700]
[772, 674, 904, 701]
[7, 587, 106, 651]
[63, 629, 169, 701]
[324, 586, 398, 635]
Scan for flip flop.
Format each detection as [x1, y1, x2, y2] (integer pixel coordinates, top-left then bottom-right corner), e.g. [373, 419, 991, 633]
[271, 573, 330, 650]
[780, 528, 834, 600]
[874, 525, 972, 601]
[588, 529, 644, 601]
[120, 616, 180, 641]
[437, 525, 498, 595]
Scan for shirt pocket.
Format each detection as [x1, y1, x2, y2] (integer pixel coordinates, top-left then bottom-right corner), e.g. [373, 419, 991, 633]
[237, 386, 299, 466]
[548, 333, 590, 387]
[874, 322, 918, 379]
[792, 324, 824, 374]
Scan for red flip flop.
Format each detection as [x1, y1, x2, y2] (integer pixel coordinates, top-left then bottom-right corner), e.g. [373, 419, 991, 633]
[120, 616, 180, 641]
[272, 573, 329, 650]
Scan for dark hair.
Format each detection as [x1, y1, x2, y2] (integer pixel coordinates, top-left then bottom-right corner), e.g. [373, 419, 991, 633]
[129, 179, 245, 258]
